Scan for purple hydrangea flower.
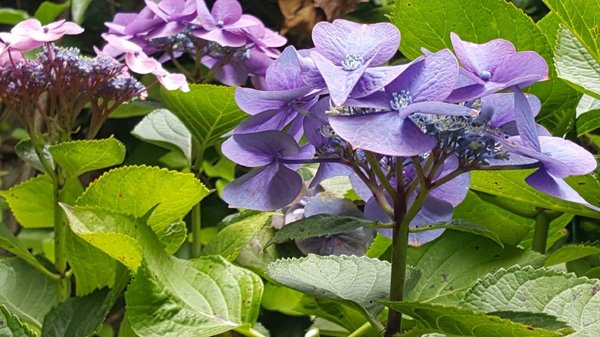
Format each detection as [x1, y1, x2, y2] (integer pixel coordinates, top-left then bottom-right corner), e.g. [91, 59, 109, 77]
[309, 19, 406, 105]
[193, 0, 261, 47]
[222, 130, 315, 210]
[328, 49, 474, 157]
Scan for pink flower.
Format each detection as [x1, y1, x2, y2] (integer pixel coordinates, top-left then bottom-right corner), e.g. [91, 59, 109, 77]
[0, 19, 83, 52]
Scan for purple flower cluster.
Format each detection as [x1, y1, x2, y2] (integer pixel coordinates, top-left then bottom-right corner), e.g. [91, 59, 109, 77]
[101, 0, 286, 86]
[222, 19, 598, 247]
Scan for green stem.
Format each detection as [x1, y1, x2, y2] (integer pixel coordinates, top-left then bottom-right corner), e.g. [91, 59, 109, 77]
[365, 152, 397, 200]
[532, 208, 550, 254]
[349, 321, 381, 337]
[190, 202, 202, 258]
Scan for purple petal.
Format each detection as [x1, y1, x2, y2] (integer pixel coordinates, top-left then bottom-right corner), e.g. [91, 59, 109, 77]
[223, 163, 303, 211]
[298, 49, 326, 88]
[311, 51, 369, 105]
[490, 51, 548, 88]
[446, 83, 486, 102]
[480, 93, 541, 128]
[329, 111, 436, 156]
[194, 29, 247, 47]
[430, 156, 470, 207]
[386, 49, 458, 102]
[450, 32, 516, 75]
[304, 193, 362, 218]
[265, 46, 305, 90]
[195, 0, 216, 28]
[513, 88, 541, 152]
[125, 52, 160, 74]
[310, 163, 354, 189]
[235, 109, 296, 134]
[349, 173, 372, 201]
[312, 20, 400, 66]
[351, 65, 408, 98]
[235, 86, 315, 115]
[526, 169, 600, 212]
[221, 130, 303, 167]
[211, 0, 243, 25]
[295, 228, 374, 256]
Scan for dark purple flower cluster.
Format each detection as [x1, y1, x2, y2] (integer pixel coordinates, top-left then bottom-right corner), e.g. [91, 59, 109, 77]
[222, 19, 598, 247]
[101, 0, 286, 86]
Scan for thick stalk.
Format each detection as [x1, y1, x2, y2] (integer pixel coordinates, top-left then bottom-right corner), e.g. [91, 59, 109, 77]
[532, 208, 550, 253]
[385, 214, 410, 336]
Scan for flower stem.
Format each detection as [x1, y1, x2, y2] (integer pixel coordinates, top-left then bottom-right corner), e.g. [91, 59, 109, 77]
[385, 214, 410, 337]
[532, 208, 550, 254]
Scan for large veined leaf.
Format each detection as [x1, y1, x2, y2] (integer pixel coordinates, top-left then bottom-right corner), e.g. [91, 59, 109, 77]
[0, 258, 60, 327]
[203, 212, 272, 261]
[160, 84, 247, 152]
[406, 231, 543, 305]
[48, 137, 126, 178]
[543, 0, 600, 63]
[392, 0, 580, 130]
[555, 25, 600, 99]
[470, 170, 600, 219]
[0, 305, 36, 337]
[0, 175, 54, 228]
[62, 206, 265, 337]
[383, 302, 562, 337]
[461, 266, 600, 336]
[266, 254, 417, 328]
[75, 165, 209, 252]
[545, 243, 600, 267]
[131, 109, 192, 164]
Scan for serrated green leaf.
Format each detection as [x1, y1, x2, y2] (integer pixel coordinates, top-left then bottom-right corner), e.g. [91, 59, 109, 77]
[555, 25, 600, 99]
[577, 95, 600, 118]
[75, 166, 209, 252]
[392, 0, 580, 133]
[15, 140, 54, 174]
[411, 220, 504, 248]
[407, 231, 543, 305]
[0, 225, 55, 280]
[203, 212, 271, 261]
[382, 302, 562, 337]
[543, 0, 600, 63]
[577, 110, 600, 135]
[470, 170, 600, 219]
[0, 8, 29, 25]
[48, 137, 125, 178]
[71, 0, 92, 24]
[131, 109, 192, 164]
[488, 311, 570, 332]
[545, 244, 600, 266]
[41, 266, 129, 337]
[0, 175, 54, 228]
[266, 215, 375, 247]
[160, 84, 247, 151]
[366, 232, 391, 259]
[0, 305, 37, 337]
[35, 1, 70, 24]
[0, 258, 60, 327]
[461, 266, 600, 335]
[266, 254, 409, 327]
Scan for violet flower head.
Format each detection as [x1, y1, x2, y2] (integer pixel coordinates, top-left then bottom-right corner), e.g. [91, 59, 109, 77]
[448, 33, 548, 101]
[222, 131, 315, 211]
[328, 49, 474, 157]
[309, 19, 405, 105]
[193, 0, 261, 47]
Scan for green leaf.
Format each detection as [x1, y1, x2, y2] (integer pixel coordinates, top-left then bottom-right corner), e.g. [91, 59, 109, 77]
[0, 258, 60, 327]
[545, 244, 600, 266]
[519, 212, 574, 252]
[577, 110, 600, 135]
[0, 8, 29, 25]
[266, 254, 404, 326]
[76, 165, 209, 252]
[41, 266, 129, 337]
[0, 225, 55, 279]
[266, 215, 375, 247]
[407, 231, 543, 305]
[15, 140, 54, 174]
[109, 100, 161, 119]
[382, 302, 562, 337]
[577, 94, 600, 118]
[131, 109, 191, 164]
[392, 0, 580, 132]
[488, 312, 570, 332]
[366, 232, 392, 259]
[160, 84, 247, 151]
[0, 305, 37, 337]
[411, 220, 504, 248]
[461, 266, 600, 335]
[203, 212, 271, 261]
[0, 175, 54, 228]
[48, 137, 126, 178]
[555, 25, 600, 99]
[71, 0, 92, 24]
[543, 0, 600, 63]
[470, 170, 600, 219]
[35, 1, 70, 24]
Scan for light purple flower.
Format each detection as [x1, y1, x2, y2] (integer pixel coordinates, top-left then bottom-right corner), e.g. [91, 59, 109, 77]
[222, 130, 315, 210]
[328, 49, 474, 157]
[193, 0, 261, 47]
[309, 19, 406, 105]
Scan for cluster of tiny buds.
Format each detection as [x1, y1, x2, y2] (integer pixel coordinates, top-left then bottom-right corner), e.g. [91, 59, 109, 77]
[325, 105, 383, 116]
[207, 41, 252, 61]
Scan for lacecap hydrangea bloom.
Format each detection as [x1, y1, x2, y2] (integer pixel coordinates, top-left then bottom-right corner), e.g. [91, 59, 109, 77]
[221, 19, 598, 249]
